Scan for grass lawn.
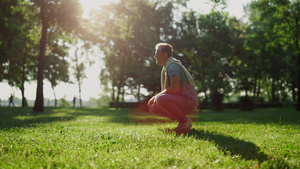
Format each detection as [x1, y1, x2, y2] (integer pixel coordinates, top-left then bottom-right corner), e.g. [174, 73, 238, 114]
[0, 106, 299, 168]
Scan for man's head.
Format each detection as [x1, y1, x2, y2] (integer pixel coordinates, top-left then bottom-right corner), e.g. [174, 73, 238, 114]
[154, 43, 173, 66]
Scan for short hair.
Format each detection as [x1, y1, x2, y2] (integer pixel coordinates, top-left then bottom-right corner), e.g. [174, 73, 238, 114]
[155, 43, 173, 58]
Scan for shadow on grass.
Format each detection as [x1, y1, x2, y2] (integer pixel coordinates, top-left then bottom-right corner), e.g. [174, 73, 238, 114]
[0, 116, 75, 129]
[131, 108, 300, 126]
[1, 107, 299, 130]
[129, 117, 199, 124]
[186, 129, 292, 168]
[198, 108, 300, 125]
[0, 107, 131, 129]
[128, 109, 199, 124]
[187, 129, 268, 162]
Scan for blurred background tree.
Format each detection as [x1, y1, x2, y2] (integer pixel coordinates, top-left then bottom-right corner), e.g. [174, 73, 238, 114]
[2, 0, 39, 107]
[90, 0, 185, 104]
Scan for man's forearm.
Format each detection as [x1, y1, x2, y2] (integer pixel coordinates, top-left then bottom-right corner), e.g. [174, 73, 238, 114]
[157, 86, 179, 96]
[165, 86, 179, 95]
[153, 85, 179, 101]
[156, 89, 166, 97]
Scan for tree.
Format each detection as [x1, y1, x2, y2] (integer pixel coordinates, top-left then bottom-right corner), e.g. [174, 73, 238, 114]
[245, 0, 298, 106]
[0, 0, 20, 81]
[91, 0, 182, 103]
[1, 0, 40, 107]
[176, 11, 237, 111]
[31, 0, 82, 112]
[72, 46, 87, 107]
[44, 43, 70, 107]
[270, 0, 300, 110]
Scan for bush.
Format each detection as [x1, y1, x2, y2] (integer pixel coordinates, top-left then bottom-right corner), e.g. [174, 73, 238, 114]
[199, 99, 210, 109]
[239, 96, 254, 111]
[109, 102, 140, 108]
[224, 103, 240, 109]
[255, 102, 282, 108]
[211, 93, 224, 112]
[253, 97, 265, 103]
[59, 98, 71, 107]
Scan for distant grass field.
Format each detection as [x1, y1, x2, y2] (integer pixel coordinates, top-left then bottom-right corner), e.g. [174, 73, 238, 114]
[0, 107, 299, 168]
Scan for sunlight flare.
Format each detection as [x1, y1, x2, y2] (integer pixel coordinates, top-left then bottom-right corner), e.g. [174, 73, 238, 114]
[79, 0, 117, 18]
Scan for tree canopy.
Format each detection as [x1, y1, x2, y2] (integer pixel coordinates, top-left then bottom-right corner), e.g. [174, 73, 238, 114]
[1, 0, 299, 111]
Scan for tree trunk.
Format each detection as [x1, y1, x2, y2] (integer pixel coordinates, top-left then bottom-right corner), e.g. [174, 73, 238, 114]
[33, 3, 48, 113]
[211, 91, 224, 112]
[122, 86, 125, 103]
[116, 53, 126, 104]
[271, 79, 276, 102]
[266, 84, 271, 102]
[257, 78, 261, 98]
[117, 49, 126, 104]
[253, 78, 257, 99]
[116, 84, 121, 103]
[204, 90, 208, 103]
[296, 16, 300, 111]
[112, 83, 115, 102]
[74, 47, 83, 108]
[21, 53, 27, 107]
[297, 51, 300, 110]
[51, 86, 57, 107]
[78, 80, 82, 107]
[292, 80, 296, 102]
[116, 16, 130, 104]
[137, 84, 141, 102]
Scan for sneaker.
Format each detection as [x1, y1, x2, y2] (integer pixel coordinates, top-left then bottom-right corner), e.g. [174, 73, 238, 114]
[175, 118, 192, 135]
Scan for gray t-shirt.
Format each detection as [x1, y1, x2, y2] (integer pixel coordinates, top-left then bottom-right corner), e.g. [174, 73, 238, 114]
[167, 63, 199, 105]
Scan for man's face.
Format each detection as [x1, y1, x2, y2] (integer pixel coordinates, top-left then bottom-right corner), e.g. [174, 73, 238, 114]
[154, 47, 167, 66]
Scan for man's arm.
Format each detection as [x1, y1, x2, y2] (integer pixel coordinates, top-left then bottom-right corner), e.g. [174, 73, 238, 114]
[148, 75, 180, 106]
[165, 75, 180, 94]
[153, 75, 180, 97]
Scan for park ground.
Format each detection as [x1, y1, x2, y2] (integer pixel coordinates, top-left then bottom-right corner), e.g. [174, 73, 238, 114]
[0, 107, 299, 168]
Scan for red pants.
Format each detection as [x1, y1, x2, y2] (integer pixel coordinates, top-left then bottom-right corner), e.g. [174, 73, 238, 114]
[148, 94, 197, 123]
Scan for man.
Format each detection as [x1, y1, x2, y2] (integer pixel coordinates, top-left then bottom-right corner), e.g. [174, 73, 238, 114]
[148, 43, 199, 135]
[8, 94, 15, 107]
[73, 96, 76, 107]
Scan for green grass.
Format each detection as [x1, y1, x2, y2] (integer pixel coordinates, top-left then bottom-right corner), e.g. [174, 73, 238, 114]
[0, 107, 299, 168]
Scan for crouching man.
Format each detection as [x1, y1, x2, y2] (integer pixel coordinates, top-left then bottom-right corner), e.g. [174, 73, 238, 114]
[148, 43, 199, 135]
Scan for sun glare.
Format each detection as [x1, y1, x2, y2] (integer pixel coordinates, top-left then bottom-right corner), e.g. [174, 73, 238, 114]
[79, 0, 116, 18]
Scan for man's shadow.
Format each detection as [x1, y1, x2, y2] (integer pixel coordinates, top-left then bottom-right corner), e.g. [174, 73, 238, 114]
[187, 129, 269, 162]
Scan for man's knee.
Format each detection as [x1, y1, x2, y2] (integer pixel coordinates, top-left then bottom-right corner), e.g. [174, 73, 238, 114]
[148, 104, 155, 113]
[147, 97, 154, 108]
[156, 95, 169, 107]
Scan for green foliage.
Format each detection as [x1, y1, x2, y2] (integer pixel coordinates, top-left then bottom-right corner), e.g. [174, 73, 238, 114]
[44, 44, 70, 89]
[71, 46, 88, 107]
[1, 0, 40, 107]
[59, 97, 71, 107]
[0, 0, 39, 83]
[30, 0, 83, 112]
[91, 0, 183, 102]
[91, 96, 112, 107]
[44, 43, 70, 106]
[0, 107, 299, 168]
[176, 10, 242, 106]
[0, 0, 20, 81]
[244, 0, 299, 106]
[1, 0, 299, 111]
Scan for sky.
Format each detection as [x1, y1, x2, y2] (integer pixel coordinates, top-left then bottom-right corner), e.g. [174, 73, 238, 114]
[0, 0, 252, 102]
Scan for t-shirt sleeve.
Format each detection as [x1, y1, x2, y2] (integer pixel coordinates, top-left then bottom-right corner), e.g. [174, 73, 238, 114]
[167, 64, 181, 78]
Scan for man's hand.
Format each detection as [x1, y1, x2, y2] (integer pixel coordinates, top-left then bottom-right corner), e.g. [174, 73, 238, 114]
[148, 74, 180, 108]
